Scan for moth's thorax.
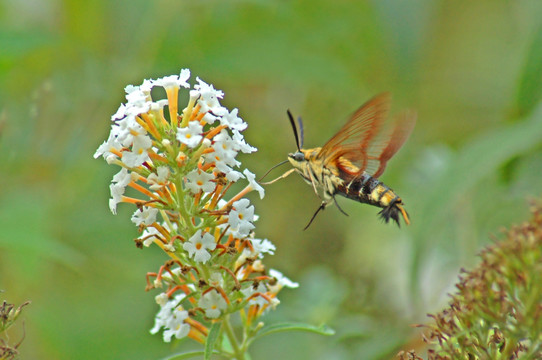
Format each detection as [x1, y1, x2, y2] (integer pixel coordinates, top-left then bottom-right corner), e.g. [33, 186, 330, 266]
[288, 147, 321, 179]
[288, 147, 345, 203]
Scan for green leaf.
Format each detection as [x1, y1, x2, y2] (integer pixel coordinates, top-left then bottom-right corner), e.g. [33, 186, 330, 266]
[204, 321, 222, 360]
[514, 24, 542, 118]
[161, 351, 208, 360]
[254, 322, 335, 340]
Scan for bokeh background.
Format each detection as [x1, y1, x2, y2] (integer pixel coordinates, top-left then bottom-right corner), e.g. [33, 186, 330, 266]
[2, 1, 542, 359]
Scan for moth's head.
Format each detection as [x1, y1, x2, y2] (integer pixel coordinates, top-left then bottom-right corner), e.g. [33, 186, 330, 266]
[287, 150, 307, 168]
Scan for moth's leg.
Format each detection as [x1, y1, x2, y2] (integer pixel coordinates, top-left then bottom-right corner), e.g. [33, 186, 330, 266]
[307, 168, 320, 197]
[333, 194, 349, 216]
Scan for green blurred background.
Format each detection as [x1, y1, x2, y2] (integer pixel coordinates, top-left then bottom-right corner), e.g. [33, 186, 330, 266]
[1, 0, 542, 359]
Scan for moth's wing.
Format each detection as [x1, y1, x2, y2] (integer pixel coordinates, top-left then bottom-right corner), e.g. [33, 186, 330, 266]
[369, 109, 416, 178]
[316, 93, 391, 174]
[317, 93, 416, 178]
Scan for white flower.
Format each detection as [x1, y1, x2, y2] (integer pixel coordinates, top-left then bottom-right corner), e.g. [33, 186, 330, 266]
[108, 168, 132, 214]
[117, 120, 146, 148]
[154, 68, 190, 89]
[94, 132, 121, 160]
[206, 136, 240, 172]
[183, 230, 216, 263]
[251, 259, 265, 272]
[241, 282, 268, 306]
[150, 293, 190, 343]
[111, 168, 132, 186]
[176, 121, 203, 148]
[122, 134, 152, 167]
[111, 103, 127, 121]
[220, 108, 247, 131]
[212, 166, 244, 183]
[109, 183, 124, 214]
[243, 169, 265, 199]
[224, 168, 244, 182]
[241, 238, 275, 260]
[237, 238, 274, 266]
[113, 114, 143, 147]
[139, 226, 162, 247]
[208, 272, 224, 288]
[268, 269, 299, 294]
[228, 199, 255, 238]
[213, 130, 237, 154]
[154, 75, 180, 89]
[185, 169, 216, 194]
[202, 112, 218, 125]
[164, 243, 175, 252]
[124, 86, 151, 115]
[147, 166, 170, 190]
[198, 290, 227, 319]
[155, 293, 169, 306]
[150, 99, 169, 111]
[194, 77, 227, 116]
[179, 68, 191, 87]
[189, 89, 200, 103]
[139, 79, 154, 95]
[253, 238, 275, 255]
[232, 130, 257, 153]
[131, 206, 159, 226]
[163, 307, 190, 342]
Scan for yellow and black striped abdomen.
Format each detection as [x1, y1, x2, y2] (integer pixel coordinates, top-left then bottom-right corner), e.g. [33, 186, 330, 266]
[336, 173, 410, 226]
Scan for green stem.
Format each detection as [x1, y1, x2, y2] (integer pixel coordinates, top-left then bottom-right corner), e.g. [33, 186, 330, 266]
[223, 315, 246, 360]
[174, 172, 195, 233]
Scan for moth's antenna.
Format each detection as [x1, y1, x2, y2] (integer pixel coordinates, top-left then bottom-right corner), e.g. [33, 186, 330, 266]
[287, 110, 301, 151]
[258, 160, 289, 182]
[297, 116, 304, 149]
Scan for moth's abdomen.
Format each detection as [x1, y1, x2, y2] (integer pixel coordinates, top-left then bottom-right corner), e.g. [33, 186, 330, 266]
[337, 173, 410, 226]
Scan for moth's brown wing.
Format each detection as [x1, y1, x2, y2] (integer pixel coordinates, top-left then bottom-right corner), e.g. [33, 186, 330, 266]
[369, 109, 416, 178]
[316, 93, 391, 174]
[317, 93, 416, 178]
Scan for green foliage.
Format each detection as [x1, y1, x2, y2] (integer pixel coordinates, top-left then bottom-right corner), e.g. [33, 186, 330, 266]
[254, 322, 335, 340]
[204, 323, 222, 360]
[162, 350, 217, 360]
[514, 24, 542, 118]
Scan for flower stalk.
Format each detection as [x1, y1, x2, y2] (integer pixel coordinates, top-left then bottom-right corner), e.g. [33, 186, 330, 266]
[0, 297, 30, 360]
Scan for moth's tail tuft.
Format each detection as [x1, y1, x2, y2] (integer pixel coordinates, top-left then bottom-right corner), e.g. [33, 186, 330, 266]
[378, 202, 410, 227]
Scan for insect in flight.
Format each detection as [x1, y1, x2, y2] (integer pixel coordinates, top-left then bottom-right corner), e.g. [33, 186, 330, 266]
[262, 93, 416, 230]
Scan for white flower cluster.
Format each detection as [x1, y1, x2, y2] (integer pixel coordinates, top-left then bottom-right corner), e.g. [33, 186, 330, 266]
[150, 293, 190, 343]
[95, 69, 298, 345]
[94, 69, 260, 220]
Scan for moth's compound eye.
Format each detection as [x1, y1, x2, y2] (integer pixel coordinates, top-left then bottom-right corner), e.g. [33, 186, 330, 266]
[293, 152, 305, 161]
